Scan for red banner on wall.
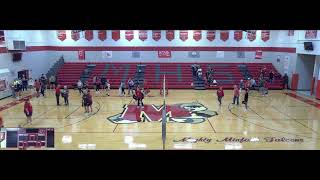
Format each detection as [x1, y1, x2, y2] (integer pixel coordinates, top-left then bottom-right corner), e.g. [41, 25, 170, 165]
[247, 30, 256, 41]
[98, 30, 107, 41]
[207, 30, 216, 41]
[71, 30, 81, 41]
[180, 30, 188, 41]
[193, 30, 202, 41]
[139, 30, 148, 41]
[78, 50, 85, 60]
[152, 30, 161, 41]
[158, 51, 171, 58]
[220, 31, 229, 41]
[57, 30, 66, 41]
[261, 30, 270, 42]
[125, 30, 134, 41]
[288, 30, 294, 36]
[234, 30, 243, 41]
[305, 30, 317, 39]
[112, 30, 120, 41]
[255, 50, 262, 59]
[85, 30, 94, 41]
[166, 30, 175, 41]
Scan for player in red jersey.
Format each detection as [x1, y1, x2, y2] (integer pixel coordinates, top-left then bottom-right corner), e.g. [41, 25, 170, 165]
[24, 99, 33, 125]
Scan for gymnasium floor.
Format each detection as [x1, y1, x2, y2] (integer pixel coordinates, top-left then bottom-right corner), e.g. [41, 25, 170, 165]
[1, 88, 320, 150]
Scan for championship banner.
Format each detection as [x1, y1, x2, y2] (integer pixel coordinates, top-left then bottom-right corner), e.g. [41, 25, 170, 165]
[158, 51, 171, 58]
[125, 30, 134, 41]
[255, 50, 262, 59]
[57, 30, 66, 41]
[247, 30, 256, 41]
[0, 30, 4, 44]
[152, 30, 161, 41]
[234, 30, 243, 41]
[305, 30, 317, 39]
[139, 30, 148, 41]
[112, 30, 120, 41]
[261, 30, 270, 42]
[98, 30, 107, 41]
[207, 30, 216, 41]
[85, 30, 94, 41]
[78, 50, 85, 60]
[288, 30, 294, 36]
[220, 31, 229, 41]
[180, 30, 188, 41]
[166, 30, 175, 41]
[193, 30, 202, 41]
[71, 30, 81, 41]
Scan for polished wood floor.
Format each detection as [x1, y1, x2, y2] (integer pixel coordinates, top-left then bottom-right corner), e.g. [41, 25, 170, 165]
[1, 88, 320, 150]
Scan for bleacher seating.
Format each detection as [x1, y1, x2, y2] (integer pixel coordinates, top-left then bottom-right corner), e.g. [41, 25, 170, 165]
[57, 62, 284, 89]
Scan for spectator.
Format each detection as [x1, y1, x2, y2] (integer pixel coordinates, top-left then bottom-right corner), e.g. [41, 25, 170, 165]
[40, 74, 47, 88]
[96, 77, 101, 92]
[269, 70, 274, 83]
[22, 75, 28, 91]
[250, 78, 256, 89]
[283, 73, 289, 89]
[212, 79, 218, 86]
[197, 68, 202, 79]
[40, 80, 46, 97]
[239, 79, 244, 92]
[232, 85, 240, 105]
[77, 80, 83, 95]
[101, 76, 106, 90]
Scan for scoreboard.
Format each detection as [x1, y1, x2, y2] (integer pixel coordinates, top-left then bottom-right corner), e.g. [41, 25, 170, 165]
[0, 128, 54, 149]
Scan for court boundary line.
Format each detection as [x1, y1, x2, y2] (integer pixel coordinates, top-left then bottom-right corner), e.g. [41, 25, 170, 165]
[227, 103, 320, 140]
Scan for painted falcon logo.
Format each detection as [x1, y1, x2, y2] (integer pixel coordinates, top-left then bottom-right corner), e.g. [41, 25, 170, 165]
[107, 102, 218, 124]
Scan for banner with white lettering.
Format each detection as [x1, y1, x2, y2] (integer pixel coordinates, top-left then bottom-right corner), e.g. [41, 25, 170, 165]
[255, 50, 262, 59]
[158, 51, 171, 58]
[193, 30, 202, 41]
[71, 30, 81, 41]
[139, 30, 148, 41]
[152, 30, 161, 41]
[305, 30, 317, 39]
[125, 30, 134, 41]
[166, 30, 175, 41]
[112, 30, 120, 41]
[261, 30, 270, 42]
[247, 30, 256, 41]
[98, 30, 107, 41]
[234, 30, 243, 41]
[180, 30, 188, 41]
[220, 31, 229, 41]
[85, 30, 94, 41]
[207, 30, 216, 41]
[78, 50, 85, 60]
[57, 30, 66, 41]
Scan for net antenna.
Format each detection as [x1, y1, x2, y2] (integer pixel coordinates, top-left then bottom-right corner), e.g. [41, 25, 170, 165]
[161, 75, 167, 150]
